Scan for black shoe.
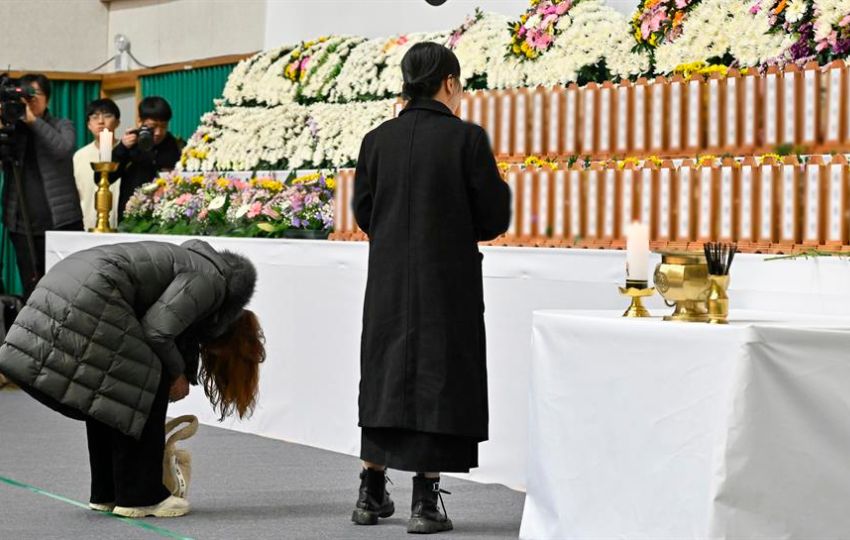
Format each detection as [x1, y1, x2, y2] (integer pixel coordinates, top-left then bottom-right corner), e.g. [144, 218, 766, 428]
[351, 468, 395, 525]
[407, 475, 453, 534]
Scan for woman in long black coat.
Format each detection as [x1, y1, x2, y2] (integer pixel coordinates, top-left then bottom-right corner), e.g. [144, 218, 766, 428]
[351, 42, 511, 534]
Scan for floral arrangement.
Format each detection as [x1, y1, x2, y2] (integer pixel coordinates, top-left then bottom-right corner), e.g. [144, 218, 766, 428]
[121, 171, 336, 238]
[754, 0, 850, 66]
[632, 0, 701, 53]
[447, 10, 509, 89]
[508, 0, 577, 60]
[179, 99, 394, 172]
[652, 0, 787, 74]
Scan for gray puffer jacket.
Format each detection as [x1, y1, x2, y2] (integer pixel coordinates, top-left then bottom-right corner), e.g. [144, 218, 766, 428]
[0, 239, 256, 438]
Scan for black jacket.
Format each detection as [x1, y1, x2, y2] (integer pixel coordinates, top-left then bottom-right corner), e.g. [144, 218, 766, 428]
[353, 99, 511, 441]
[0, 240, 255, 438]
[109, 132, 181, 221]
[3, 111, 83, 232]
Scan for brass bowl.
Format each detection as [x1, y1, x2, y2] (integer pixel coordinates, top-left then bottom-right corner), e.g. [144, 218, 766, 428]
[653, 252, 710, 322]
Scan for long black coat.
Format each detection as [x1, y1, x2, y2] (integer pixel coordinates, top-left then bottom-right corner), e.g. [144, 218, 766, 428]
[353, 99, 511, 441]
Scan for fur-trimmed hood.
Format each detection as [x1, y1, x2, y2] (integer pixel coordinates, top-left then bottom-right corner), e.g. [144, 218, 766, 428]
[182, 240, 256, 340]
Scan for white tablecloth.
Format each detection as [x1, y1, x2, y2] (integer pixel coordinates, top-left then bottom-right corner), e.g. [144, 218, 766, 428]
[44, 232, 850, 491]
[520, 310, 850, 539]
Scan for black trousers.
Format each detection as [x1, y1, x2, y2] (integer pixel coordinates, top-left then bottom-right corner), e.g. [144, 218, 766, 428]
[85, 373, 172, 507]
[10, 221, 83, 301]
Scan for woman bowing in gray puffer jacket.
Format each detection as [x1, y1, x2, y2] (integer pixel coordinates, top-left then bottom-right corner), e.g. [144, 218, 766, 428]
[0, 239, 265, 518]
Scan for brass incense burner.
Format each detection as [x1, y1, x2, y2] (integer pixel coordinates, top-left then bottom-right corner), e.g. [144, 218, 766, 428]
[653, 252, 712, 322]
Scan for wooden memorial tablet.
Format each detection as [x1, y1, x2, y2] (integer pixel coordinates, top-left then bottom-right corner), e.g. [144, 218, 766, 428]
[825, 154, 849, 247]
[800, 62, 820, 149]
[685, 74, 703, 153]
[777, 155, 801, 248]
[737, 157, 757, 249]
[505, 165, 521, 239]
[762, 66, 781, 151]
[740, 69, 758, 153]
[514, 88, 531, 159]
[754, 156, 778, 251]
[564, 84, 580, 156]
[581, 83, 599, 156]
[674, 159, 696, 245]
[717, 157, 737, 243]
[823, 60, 846, 150]
[802, 155, 825, 246]
[694, 157, 717, 244]
[567, 164, 584, 243]
[531, 86, 548, 156]
[632, 78, 649, 154]
[655, 160, 676, 247]
[668, 75, 685, 155]
[606, 162, 622, 247]
[616, 80, 631, 155]
[547, 86, 564, 157]
[648, 77, 666, 154]
[486, 91, 498, 152]
[706, 72, 723, 153]
[599, 81, 615, 156]
[723, 69, 741, 153]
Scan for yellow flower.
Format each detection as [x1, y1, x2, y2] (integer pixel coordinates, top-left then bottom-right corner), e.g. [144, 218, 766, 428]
[258, 179, 283, 192]
[325, 177, 336, 190]
[648, 33, 658, 47]
[647, 155, 663, 167]
[292, 172, 322, 185]
[697, 155, 716, 167]
[498, 162, 511, 173]
[756, 152, 782, 165]
[202, 134, 211, 143]
[191, 175, 204, 186]
[156, 178, 167, 187]
[216, 178, 230, 189]
[513, 44, 522, 54]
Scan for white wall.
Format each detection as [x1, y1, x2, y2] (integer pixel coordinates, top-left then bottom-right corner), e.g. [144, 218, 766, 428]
[0, 0, 108, 72]
[263, 0, 637, 49]
[108, 0, 266, 68]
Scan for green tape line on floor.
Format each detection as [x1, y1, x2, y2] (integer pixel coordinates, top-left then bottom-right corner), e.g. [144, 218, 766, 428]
[0, 475, 194, 540]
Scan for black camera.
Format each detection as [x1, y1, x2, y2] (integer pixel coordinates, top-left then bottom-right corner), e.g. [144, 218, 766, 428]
[129, 125, 155, 152]
[0, 76, 34, 126]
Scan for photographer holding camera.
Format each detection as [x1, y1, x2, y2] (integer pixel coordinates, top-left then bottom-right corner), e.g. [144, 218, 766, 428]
[110, 96, 181, 221]
[0, 73, 83, 301]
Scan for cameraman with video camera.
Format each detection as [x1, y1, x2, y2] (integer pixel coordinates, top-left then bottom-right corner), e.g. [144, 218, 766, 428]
[0, 73, 83, 301]
[110, 96, 181, 221]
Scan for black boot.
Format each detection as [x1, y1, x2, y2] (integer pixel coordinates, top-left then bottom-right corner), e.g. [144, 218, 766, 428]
[351, 468, 395, 525]
[407, 475, 453, 534]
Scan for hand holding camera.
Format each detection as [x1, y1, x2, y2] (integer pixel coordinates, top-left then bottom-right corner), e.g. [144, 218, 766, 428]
[123, 125, 155, 152]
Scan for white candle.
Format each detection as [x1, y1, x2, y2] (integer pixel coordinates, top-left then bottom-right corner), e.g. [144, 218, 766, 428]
[626, 221, 649, 283]
[99, 129, 113, 162]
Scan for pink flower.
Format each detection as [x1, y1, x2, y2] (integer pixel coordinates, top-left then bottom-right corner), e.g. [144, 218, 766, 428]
[817, 40, 830, 52]
[261, 206, 280, 219]
[750, 4, 761, 14]
[841, 15, 850, 27]
[556, 2, 570, 15]
[174, 193, 193, 205]
[198, 209, 209, 220]
[300, 57, 311, 71]
[247, 202, 263, 219]
[398, 36, 409, 45]
[675, 0, 689, 8]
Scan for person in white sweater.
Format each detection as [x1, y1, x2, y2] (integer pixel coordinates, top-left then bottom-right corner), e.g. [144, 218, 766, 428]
[73, 99, 121, 230]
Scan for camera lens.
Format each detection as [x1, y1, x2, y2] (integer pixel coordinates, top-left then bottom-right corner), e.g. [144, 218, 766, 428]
[137, 127, 154, 152]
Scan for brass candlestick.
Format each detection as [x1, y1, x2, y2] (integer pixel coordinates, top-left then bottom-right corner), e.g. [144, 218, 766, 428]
[619, 280, 655, 318]
[90, 162, 118, 233]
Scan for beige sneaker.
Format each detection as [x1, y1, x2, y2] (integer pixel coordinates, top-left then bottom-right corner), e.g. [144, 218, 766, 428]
[113, 495, 190, 518]
[89, 502, 115, 512]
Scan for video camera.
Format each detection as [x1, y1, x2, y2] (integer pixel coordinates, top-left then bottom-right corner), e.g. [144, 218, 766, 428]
[128, 125, 155, 152]
[0, 75, 35, 125]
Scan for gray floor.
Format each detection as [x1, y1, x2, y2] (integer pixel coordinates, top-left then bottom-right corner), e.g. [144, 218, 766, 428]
[0, 387, 523, 539]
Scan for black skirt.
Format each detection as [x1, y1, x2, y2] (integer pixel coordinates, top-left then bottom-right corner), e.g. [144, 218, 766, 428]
[360, 427, 479, 473]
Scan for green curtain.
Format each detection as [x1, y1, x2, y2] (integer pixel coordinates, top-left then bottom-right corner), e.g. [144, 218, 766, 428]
[140, 64, 235, 141]
[49, 80, 102, 149]
[0, 79, 100, 296]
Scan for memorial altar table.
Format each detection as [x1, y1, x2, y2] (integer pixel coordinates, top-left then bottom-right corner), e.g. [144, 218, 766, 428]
[45, 232, 850, 492]
[520, 310, 850, 540]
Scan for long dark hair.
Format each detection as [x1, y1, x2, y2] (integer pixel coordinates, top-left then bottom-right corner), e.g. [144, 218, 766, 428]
[400, 42, 461, 100]
[199, 309, 265, 421]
